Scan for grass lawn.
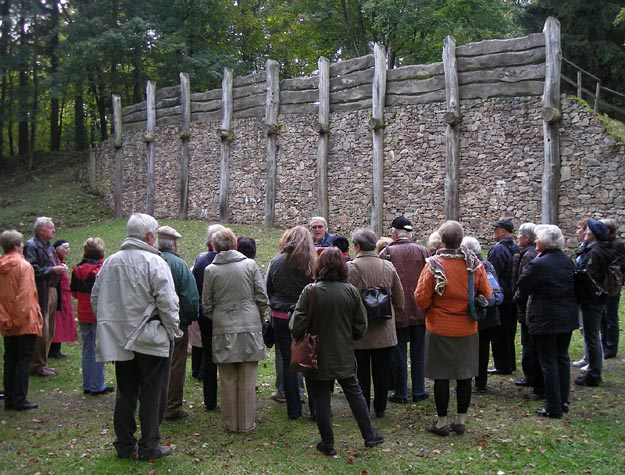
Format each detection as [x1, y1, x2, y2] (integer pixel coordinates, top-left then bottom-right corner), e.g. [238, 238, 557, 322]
[1, 156, 624, 474]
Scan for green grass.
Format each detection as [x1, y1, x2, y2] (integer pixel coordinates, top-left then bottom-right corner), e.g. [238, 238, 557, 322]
[1, 156, 625, 474]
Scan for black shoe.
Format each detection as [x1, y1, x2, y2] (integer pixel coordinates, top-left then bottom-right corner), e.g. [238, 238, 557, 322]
[535, 407, 562, 419]
[514, 377, 529, 387]
[91, 386, 115, 395]
[138, 445, 172, 461]
[562, 402, 570, 414]
[205, 404, 219, 412]
[0, 390, 4, 399]
[522, 392, 544, 401]
[487, 368, 511, 375]
[388, 395, 408, 404]
[49, 353, 68, 360]
[375, 410, 385, 418]
[11, 401, 38, 411]
[365, 432, 385, 447]
[574, 375, 601, 387]
[413, 393, 430, 402]
[604, 352, 617, 359]
[316, 441, 336, 456]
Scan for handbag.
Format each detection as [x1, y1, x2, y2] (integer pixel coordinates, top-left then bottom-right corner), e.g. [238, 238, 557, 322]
[468, 271, 488, 322]
[262, 319, 275, 348]
[353, 261, 392, 322]
[289, 284, 319, 372]
[574, 269, 605, 302]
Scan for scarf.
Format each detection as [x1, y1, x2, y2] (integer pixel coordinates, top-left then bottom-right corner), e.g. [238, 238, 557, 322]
[426, 246, 482, 296]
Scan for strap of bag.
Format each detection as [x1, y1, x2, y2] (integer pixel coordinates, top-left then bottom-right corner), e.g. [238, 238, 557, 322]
[468, 271, 475, 305]
[306, 284, 317, 332]
[352, 259, 385, 289]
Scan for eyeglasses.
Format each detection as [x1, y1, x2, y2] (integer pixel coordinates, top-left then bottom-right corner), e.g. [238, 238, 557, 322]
[311, 225, 324, 230]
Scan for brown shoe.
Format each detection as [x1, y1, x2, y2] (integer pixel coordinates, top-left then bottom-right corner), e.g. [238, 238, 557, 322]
[426, 422, 450, 436]
[450, 422, 466, 435]
[31, 367, 57, 377]
[164, 410, 188, 420]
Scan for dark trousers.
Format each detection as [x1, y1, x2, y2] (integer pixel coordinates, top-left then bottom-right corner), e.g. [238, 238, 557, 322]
[3, 334, 36, 408]
[581, 302, 604, 383]
[533, 332, 572, 416]
[191, 345, 203, 378]
[491, 300, 517, 373]
[520, 323, 544, 393]
[307, 376, 375, 449]
[166, 327, 188, 416]
[272, 317, 302, 419]
[391, 326, 426, 399]
[113, 351, 171, 458]
[601, 292, 620, 357]
[198, 318, 218, 409]
[355, 347, 393, 416]
[476, 327, 497, 389]
[433, 378, 472, 417]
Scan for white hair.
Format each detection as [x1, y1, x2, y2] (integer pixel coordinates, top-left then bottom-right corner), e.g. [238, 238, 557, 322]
[34, 216, 53, 232]
[127, 213, 158, 240]
[535, 224, 565, 250]
[518, 222, 537, 242]
[461, 236, 482, 254]
[205, 224, 226, 247]
[310, 216, 328, 228]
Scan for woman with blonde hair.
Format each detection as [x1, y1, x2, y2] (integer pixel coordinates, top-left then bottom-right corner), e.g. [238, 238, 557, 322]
[266, 225, 317, 420]
[202, 228, 268, 432]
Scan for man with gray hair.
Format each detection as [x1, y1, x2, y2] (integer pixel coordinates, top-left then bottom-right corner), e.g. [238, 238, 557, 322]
[379, 217, 430, 404]
[310, 216, 335, 248]
[156, 225, 199, 421]
[92, 213, 181, 461]
[512, 223, 543, 399]
[24, 217, 67, 377]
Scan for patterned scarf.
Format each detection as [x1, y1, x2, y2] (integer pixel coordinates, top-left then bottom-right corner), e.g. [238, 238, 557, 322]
[426, 246, 482, 296]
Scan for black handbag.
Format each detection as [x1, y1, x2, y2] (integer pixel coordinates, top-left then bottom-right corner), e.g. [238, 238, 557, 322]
[574, 269, 604, 302]
[262, 319, 275, 348]
[353, 261, 392, 322]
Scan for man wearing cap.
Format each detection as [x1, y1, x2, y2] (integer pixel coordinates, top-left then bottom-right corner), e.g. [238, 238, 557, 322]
[156, 225, 199, 420]
[24, 217, 67, 377]
[574, 219, 613, 387]
[92, 213, 181, 461]
[379, 217, 430, 403]
[487, 219, 520, 375]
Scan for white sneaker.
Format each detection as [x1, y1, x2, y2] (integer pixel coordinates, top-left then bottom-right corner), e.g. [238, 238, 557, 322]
[581, 364, 589, 373]
[572, 358, 587, 368]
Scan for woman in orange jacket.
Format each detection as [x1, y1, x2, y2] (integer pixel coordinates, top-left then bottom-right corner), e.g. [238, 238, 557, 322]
[0, 230, 43, 411]
[415, 221, 492, 436]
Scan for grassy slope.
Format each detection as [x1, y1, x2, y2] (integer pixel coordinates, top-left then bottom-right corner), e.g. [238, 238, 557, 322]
[0, 156, 624, 474]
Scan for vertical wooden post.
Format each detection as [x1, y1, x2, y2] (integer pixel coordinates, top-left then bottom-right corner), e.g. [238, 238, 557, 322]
[264, 60, 280, 228]
[541, 17, 562, 225]
[316, 57, 330, 219]
[443, 36, 460, 222]
[219, 68, 233, 222]
[88, 149, 96, 190]
[577, 71, 582, 98]
[179, 72, 191, 219]
[145, 80, 156, 215]
[112, 94, 123, 218]
[594, 81, 601, 114]
[371, 43, 386, 236]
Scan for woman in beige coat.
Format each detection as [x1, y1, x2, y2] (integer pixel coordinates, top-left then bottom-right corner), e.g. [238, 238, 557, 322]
[202, 228, 269, 432]
[347, 228, 404, 418]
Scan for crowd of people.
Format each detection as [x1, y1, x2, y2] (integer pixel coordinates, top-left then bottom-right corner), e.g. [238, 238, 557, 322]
[0, 212, 623, 461]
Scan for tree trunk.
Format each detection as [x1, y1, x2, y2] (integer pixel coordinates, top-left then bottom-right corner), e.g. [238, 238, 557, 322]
[0, 0, 11, 156]
[18, 11, 29, 162]
[74, 91, 87, 151]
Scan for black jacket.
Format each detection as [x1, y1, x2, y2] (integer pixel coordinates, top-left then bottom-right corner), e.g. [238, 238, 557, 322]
[516, 248, 578, 335]
[576, 240, 614, 304]
[266, 252, 313, 312]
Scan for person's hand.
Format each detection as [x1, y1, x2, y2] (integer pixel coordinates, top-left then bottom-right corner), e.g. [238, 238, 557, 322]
[53, 264, 68, 275]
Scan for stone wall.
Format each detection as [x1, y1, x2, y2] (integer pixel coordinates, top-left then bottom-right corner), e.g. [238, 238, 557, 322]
[95, 96, 625, 248]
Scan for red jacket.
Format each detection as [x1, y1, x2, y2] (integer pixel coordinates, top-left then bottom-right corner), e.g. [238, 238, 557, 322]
[70, 258, 103, 323]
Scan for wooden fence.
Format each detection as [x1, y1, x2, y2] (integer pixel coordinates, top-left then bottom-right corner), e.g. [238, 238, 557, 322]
[108, 18, 563, 234]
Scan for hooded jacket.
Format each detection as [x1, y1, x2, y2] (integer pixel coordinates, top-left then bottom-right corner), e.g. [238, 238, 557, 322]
[71, 258, 103, 323]
[0, 252, 43, 337]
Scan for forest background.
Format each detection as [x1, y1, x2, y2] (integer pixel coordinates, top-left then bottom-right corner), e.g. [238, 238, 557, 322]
[2, 0, 625, 171]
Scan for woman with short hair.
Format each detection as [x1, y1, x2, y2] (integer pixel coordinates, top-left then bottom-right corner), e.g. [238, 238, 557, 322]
[0, 230, 43, 410]
[415, 221, 492, 436]
[202, 228, 268, 432]
[515, 224, 577, 417]
[290, 247, 384, 455]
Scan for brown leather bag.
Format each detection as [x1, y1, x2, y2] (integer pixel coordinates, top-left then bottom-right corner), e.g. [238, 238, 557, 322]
[289, 284, 318, 372]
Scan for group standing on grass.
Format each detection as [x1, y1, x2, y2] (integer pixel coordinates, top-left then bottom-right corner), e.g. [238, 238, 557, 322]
[0, 211, 623, 460]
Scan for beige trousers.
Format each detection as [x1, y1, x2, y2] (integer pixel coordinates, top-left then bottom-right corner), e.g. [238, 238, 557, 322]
[165, 327, 189, 416]
[219, 362, 258, 432]
[32, 287, 57, 371]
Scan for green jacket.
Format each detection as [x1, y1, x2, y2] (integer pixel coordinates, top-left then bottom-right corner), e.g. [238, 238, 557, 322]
[162, 250, 199, 330]
[290, 280, 367, 381]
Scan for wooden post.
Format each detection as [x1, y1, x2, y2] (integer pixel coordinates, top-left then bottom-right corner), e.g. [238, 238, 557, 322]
[594, 81, 601, 114]
[264, 60, 280, 228]
[541, 17, 562, 224]
[316, 57, 330, 219]
[443, 36, 460, 222]
[371, 43, 386, 236]
[145, 80, 156, 215]
[219, 68, 233, 222]
[179, 72, 191, 219]
[577, 71, 582, 98]
[112, 94, 123, 218]
[88, 149, 96, 190]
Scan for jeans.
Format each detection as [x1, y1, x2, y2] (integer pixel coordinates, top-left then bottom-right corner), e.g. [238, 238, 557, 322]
[274, 335, 305, 397]
[355, 347, 393, 416]
[534, 332, 572, 416]
[391, 326, 426, 399]
[307, 376, 376, 450]
[601, 292, 620, 357]
[581, 302, 604, 383]
[272, 317, 302, 419]
[80, 323, 106, 392]
[3, 334, 36, 407]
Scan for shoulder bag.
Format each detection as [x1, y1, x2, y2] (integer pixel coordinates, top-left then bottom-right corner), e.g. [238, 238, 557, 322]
[468, 271, 488, 322]
[289, 284, 319, 372]
[353, 260, 392, 322]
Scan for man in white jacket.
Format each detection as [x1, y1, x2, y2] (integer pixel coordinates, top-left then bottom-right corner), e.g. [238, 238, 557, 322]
[92, 213, 181, 462]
